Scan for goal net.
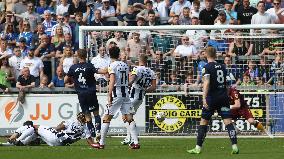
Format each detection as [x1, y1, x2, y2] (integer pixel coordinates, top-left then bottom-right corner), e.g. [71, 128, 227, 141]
[79, 25, 284, 137]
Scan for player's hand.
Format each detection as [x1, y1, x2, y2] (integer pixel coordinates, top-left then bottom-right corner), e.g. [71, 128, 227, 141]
[203, 98, 208, 109]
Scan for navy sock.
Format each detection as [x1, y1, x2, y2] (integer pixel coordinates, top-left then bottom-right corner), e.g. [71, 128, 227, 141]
[197, 125, 208, 147]
[226, 123, 237, 145]
[94, 115, 101, 132]
[87, 121, 96, 137]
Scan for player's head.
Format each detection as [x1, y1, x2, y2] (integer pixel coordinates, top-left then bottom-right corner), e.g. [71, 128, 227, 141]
[77, 49, 87, 60]
[77, 112, 86, 123]
[23, 120, 33, 126]
[109, 46, 120, 59]
[138, 54, 148, 65]
[205, 46, 217, 59]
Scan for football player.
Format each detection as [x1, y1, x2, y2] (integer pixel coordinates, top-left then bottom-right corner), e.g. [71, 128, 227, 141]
[229, 86, 273, 138]
[92, 46, 140, 149]
[121, 54, 156, 145]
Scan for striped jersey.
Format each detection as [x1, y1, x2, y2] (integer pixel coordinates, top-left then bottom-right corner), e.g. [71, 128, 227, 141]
[108, 61, 129, 97]
[131, 66, 155, 90]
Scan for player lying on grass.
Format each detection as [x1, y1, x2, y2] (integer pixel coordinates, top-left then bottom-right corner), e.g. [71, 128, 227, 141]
[229, 86, 273, 138]
[1, 121, 40, 146]
[1, 113, 98, 147]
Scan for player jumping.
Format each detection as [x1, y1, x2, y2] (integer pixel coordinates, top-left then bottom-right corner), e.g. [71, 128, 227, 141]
[229, 86, 273, 138]
[121, 54, 156, 145]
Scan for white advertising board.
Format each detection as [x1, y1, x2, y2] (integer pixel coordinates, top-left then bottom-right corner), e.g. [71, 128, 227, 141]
[0, 94, 145, 135]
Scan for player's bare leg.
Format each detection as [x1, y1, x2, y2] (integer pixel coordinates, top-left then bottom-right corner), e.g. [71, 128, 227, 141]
[121, 115, 131, 145]
[247, 118, 273, 138]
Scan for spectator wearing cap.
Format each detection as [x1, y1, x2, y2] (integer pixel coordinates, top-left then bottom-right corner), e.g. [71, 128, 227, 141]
[18, 2, 41, 32]
[9, 46, 24, 79]
[251, 1, 274, 34]
[98, 0, 116, 25]
[51, 14, 72, 36]
[0, 22, 18, 46]
[18, 20, 34, 47]
[137, 1, 160, 20]
[199, 0, 218, 25]
[68, 0, 87, 16]
[42, 10, 57, 37]
[237, 0, 257, 25]
[170, 0, 192, 17]
[224, 1, 237, 21]
[18, 37, 29, 57]
[0, 40, 13, 59]
[56, 0, 70, 15]
[36, 0, 54, 15]
[20, 49, 44, 86]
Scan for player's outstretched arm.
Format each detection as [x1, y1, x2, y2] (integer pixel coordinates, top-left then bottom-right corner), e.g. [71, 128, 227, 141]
[55, 121, 66, 131]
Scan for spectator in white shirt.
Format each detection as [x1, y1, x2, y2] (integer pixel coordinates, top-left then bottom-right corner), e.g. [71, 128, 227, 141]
[174, 35, 198, 58]
[51, 13, 72, 36]
[9, 46, 24, 79]
[251, 1, 274, 34]
[266, 0, 284, 23]
[56, 0, 70, 15]
[91, 46, 110, 87]
[170, 0, 192, 17]
[98, 0, 115, 25]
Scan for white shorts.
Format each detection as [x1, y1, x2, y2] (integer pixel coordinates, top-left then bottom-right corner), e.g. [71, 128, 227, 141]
[130, 97, 143, 114]
[105, 97, 132, 115]
[38, 125, 62, 146]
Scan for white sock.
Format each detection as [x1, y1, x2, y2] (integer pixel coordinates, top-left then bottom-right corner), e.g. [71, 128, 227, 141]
[100, 122, 110, 145]
[232, 144, 238, 149]
[125, 122, 131, 141]
[21, 133, 37, 145]
[129, 120, 139, 144]
[16, 127, 34, 142]
[195, 145, 201, 150]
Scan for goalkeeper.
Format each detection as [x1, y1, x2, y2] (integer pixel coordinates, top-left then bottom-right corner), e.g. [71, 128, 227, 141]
[229, 86, 272, 137]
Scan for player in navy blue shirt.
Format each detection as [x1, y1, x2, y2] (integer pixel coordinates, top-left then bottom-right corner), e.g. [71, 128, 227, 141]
[65, 49, 107, 139]
[188, 47, 239, 154]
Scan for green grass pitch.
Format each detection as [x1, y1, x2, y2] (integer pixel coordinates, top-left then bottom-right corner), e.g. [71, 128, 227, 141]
[1, 137, 284, 159]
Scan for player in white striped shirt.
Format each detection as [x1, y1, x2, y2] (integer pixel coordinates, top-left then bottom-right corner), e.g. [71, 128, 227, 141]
[121, 54, 156, 145]
[92, 46, 140, 149]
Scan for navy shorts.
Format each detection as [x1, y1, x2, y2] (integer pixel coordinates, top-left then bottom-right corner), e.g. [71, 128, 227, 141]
[78, 91, 99, 114]
[201, 96, 231, 120]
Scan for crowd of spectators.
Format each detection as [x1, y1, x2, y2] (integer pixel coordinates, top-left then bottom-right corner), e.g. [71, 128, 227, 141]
[0, 0, 283, 94]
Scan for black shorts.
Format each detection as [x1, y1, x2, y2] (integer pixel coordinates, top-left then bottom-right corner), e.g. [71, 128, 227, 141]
[78, 91, 99, 114]
[201, 96, 231, 121]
